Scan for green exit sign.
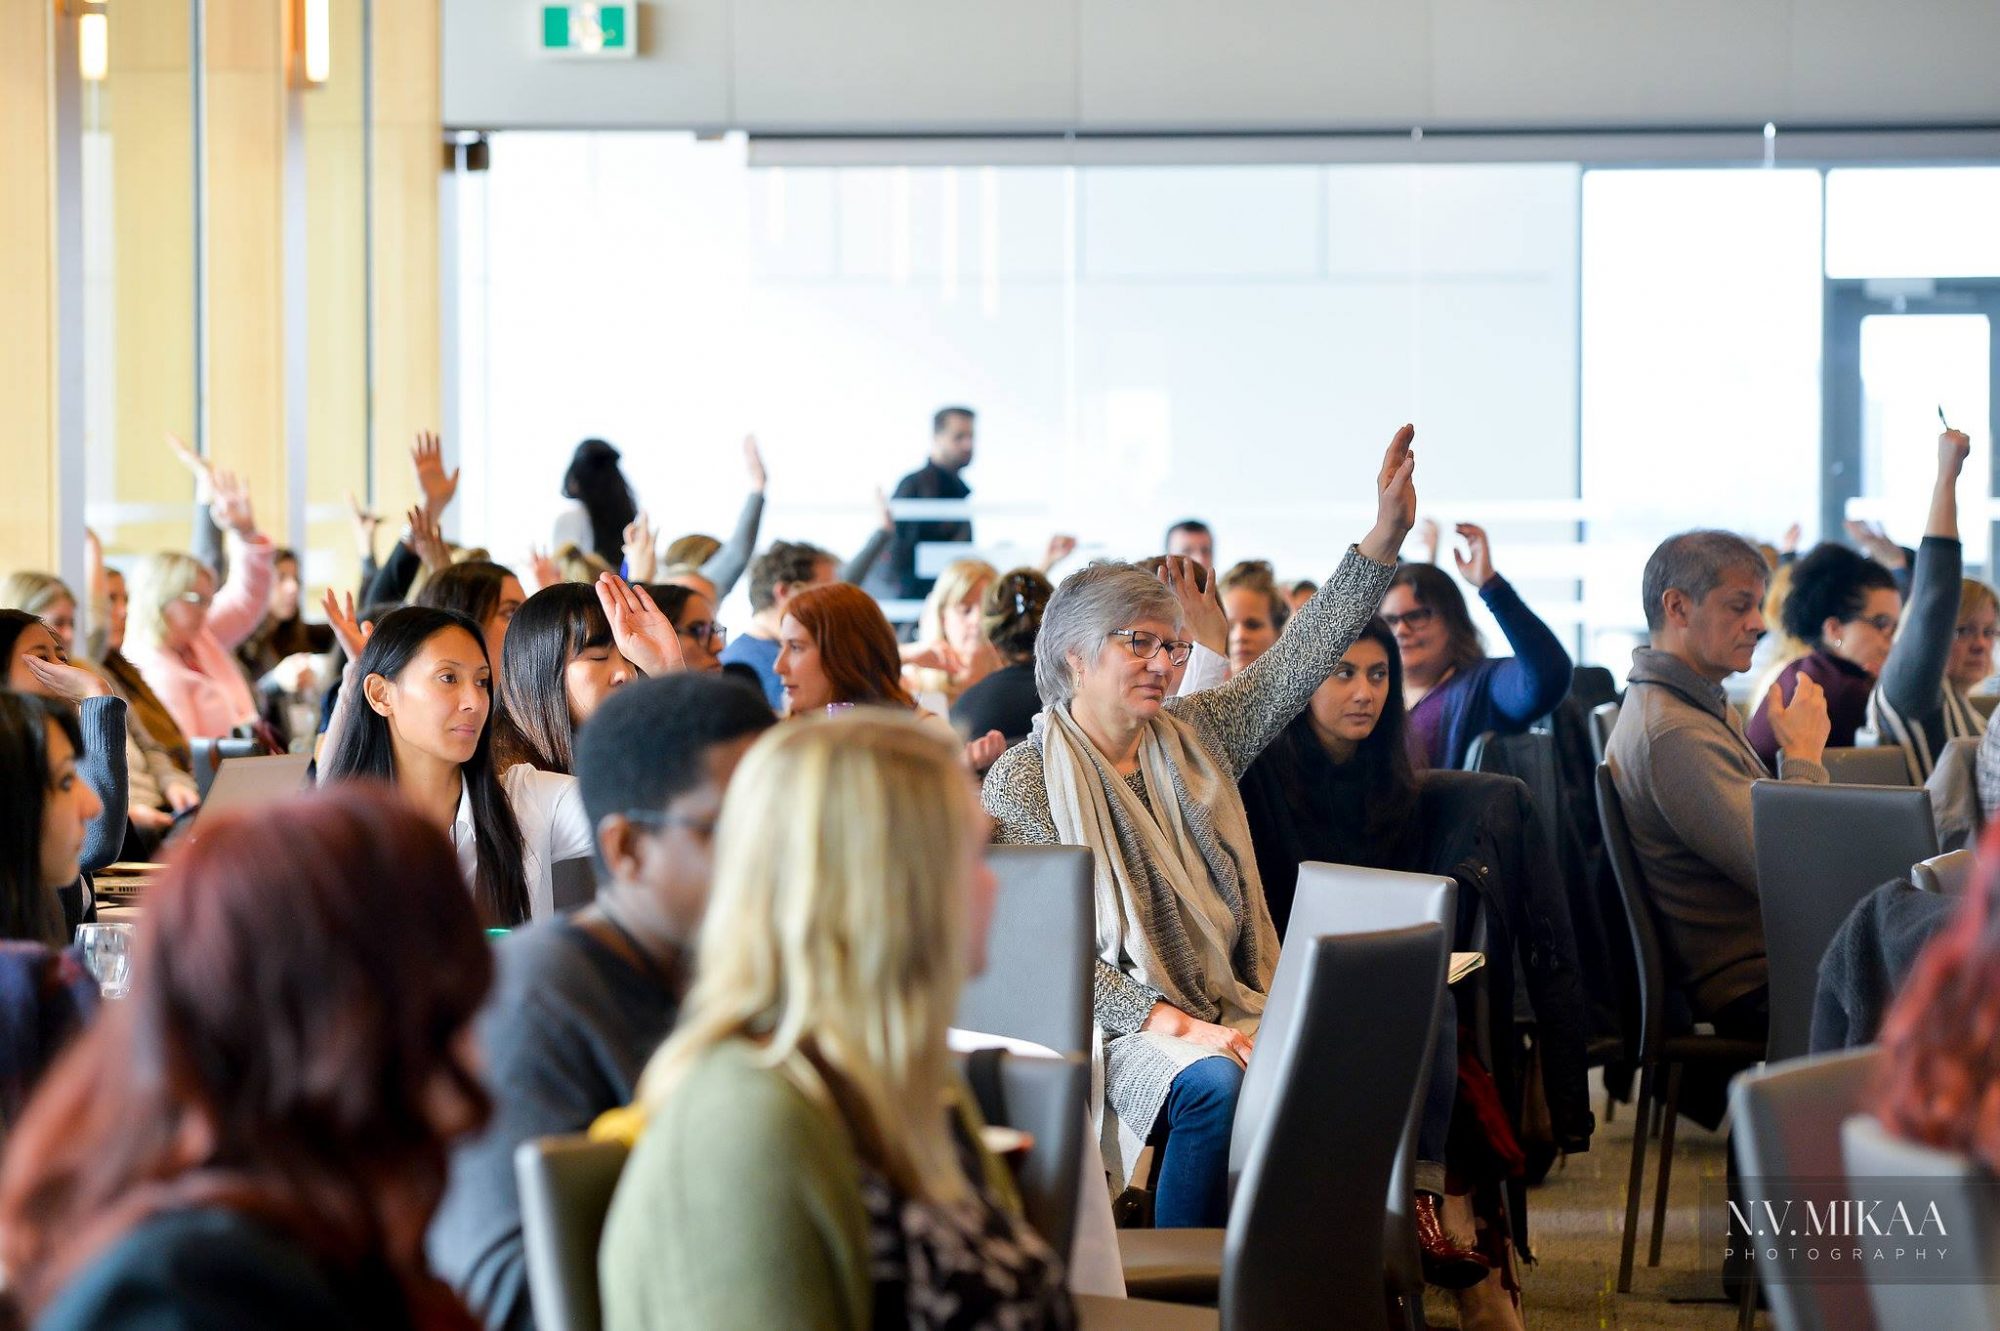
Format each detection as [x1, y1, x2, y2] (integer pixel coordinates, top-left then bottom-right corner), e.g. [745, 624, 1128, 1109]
[540, 4, 634, 58]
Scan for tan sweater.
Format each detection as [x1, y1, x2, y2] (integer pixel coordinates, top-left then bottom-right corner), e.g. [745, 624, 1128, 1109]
[1606, 647, 1828, 1017]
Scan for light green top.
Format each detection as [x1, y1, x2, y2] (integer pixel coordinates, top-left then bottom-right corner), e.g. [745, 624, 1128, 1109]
[598, 1040, 872, 1331]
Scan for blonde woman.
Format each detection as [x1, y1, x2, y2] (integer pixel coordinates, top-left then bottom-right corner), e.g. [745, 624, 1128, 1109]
[903, 558, 1002, 703]
[598, 711, 1073, 1330]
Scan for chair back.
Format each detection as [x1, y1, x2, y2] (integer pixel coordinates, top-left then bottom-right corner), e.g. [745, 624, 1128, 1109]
[1912, 848, 1975, 896]
[1753, 781, 1938, 1063]
[1730, 1050, 1883, 1331]
[191, 736, 265, 797]
[1220, 925, 1446, 1331]
[515, 1135, 630, 1331]
[1595, 763, 1671, 1059]
[1262, 864, 1454, 1298]
[1820, 747, 1915, 787]
[962, 1051, 1089, 1261]
[1590, 701, 1621, 765]
[551, 858, 597, 912]
[1841, 1115, 2000, 1328]
[954, 846, 1093, 1056]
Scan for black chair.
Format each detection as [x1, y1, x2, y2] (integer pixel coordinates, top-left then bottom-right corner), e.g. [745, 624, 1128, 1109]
[1818, 746, 1914, 787]
[1841, 1116, 2000, 1328]
[515, 1135, 629, 1331]
[954, 845, 1093, 1057]
[550, 858, 597, 912]
[1080, 926, 1448, 1331]
[1730, 1049, 1882, 1331]
[1589, 700, 1621, 765]
[1752, 780, 1938, 1065]
[1595, 763, 1764, 1293]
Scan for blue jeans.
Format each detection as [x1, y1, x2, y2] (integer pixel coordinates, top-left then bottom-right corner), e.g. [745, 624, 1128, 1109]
[1151, 1055, 1243, 1228]
[1416, 1015, 1457, 1197]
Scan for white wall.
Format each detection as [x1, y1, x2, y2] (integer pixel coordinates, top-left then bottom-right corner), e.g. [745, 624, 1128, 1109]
[443, 0, 2000, 134]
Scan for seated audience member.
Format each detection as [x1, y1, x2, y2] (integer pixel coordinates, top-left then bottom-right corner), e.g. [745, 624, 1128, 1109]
[0, 572, 79, 653]
[1383, 523, 1570, 769]
[125, 470, 275, 742]
[1218, 560, 1289, 677]
[1744, 555, 1809, 707]
[320, 605, 590, 925]
[3, 614, 129, 904]
[1235, 615, 1488, 1287]
[417, 560, 529, 694]
[904, 558, 1001, 703]
[430, 675, 773, 1331]
[719, 540, 837, 710]
[1286, 578, 1317, 618]
[598, 711, 1072, 1330]
[86, 547, 200, 780]
[645, 583, 727, 673]
[553, 437, 639, 568]
[951, 568, 1054, 743]
[983, 426, 1413, 1226]
[237, 546, 334, 750]
[493, 578, 684, 775]
[1607, 531, 1831, 1053]
[886, 407, 978, 601]
[0, 692, 102, 950]
[0, 786, 493, 1331]
[1864, 432, 1982, 780]
[1164, 518, 1215, 568]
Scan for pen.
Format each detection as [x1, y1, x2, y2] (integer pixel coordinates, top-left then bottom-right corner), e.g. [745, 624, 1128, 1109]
[1939, 405, 1953, 431]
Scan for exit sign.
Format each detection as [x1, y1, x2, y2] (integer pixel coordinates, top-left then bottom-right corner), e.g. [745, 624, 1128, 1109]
[540, 4, 634, 58]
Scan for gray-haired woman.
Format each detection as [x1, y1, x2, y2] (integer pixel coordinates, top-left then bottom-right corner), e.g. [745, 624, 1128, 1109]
[982, 425, 1417, 1228]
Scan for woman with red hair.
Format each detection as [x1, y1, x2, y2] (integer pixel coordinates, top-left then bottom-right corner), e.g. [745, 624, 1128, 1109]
[0, 786, 494, 1331]
[775, 583, 1006, 767]
[1874, 823, 2000, 1170]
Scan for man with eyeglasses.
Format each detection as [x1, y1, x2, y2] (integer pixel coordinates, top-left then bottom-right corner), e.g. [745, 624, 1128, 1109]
[431, 673, 774, 1331]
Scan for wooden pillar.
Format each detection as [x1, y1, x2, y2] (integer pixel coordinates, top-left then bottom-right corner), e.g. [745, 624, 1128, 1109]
[0, 0, 60, 575]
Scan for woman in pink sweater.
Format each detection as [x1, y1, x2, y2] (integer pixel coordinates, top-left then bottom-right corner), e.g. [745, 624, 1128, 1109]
[126, 472, 275, 742]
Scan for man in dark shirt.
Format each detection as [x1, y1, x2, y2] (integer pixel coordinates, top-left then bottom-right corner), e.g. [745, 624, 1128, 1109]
[887, 406, 977, 600]
[428, 674, 774, 1331]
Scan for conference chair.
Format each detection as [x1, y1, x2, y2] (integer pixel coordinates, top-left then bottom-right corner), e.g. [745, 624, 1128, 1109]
[1818, 747, 1915, 787]
[1729, 1049, 1883, 1331]
[963, 1051, 1092, 1263]
[1841, 1116, 2000, 1328]
[1080, 926, 1448, 1331]
[190, 736, 264, 797]
[516, 1135, 629, 1331]
[1753, 780, 1938, 1066]
[1912, 847, 1974, 896]
[1118, 866, 1454, 1324]
[955, 845, 1094, 1057]
[550, 858, 596, 912]
[1595, 763, 1765, 1293]
[1590, 701, 1621, 765]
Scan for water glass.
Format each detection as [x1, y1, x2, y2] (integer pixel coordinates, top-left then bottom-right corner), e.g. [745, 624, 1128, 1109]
[76, 923, 135, 999]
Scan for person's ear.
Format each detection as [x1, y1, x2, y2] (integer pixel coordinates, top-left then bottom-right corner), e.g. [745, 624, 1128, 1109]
[361, 672, 396, 719]
[1822, 615, 1845, 645]
[595, 813, 646, 883]
[1660, 588, 1690, 629]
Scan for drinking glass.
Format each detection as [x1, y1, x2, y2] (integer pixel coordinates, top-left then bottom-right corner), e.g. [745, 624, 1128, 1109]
[76, 923, 135, 999]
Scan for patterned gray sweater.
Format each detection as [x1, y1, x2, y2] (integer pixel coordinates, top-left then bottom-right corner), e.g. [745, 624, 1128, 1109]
[982, 547, 1397, 1040]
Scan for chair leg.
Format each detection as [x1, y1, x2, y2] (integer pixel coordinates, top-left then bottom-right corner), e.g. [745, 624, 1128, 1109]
[1618, 1062, 1656, 1294]
[1648, 1062, 1684, 1268]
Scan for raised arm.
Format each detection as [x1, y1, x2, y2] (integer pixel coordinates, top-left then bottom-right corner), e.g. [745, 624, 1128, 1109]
[1879, 430, 1970, 720]
[839, 486, 895, 586]
[201, 472, 274, 651]
[1451, 524, 1572, 725]
[699, 437, 768, 596]
[1169, 425, 1414, 776]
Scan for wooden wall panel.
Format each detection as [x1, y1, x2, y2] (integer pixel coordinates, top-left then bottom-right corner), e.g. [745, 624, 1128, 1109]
[0, 0, 59, 575]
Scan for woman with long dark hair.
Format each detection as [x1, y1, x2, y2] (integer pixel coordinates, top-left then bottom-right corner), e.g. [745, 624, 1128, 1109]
[319, 606, 590, 925]
[1380, 523, 1570, 769]
[496, 578, 684, 774]
[644, 583, 727, 674]
[553, 438, 640, 568]
[0, 786, 493, 1330]
[2, 611, 130, 896]
[0, 691, 102, 949]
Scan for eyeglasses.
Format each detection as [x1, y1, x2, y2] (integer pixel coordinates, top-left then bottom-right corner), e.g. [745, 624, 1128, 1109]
[175, 591, 212, 609]
[1380, 606, 1435, 632]
[623, 810, 719, 837]
[1110, 629, 1193, 667]
[680, 621, 728, 649]
[1850, 614, 1899, 636]
[1956, 623, 2000, 642]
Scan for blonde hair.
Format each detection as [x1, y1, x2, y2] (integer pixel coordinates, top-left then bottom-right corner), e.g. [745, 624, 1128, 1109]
[553, 543, 613, 584]
[0, 572, 74, 621]
[1746, 559, 1809, 705]
[663, 534, 721, 568]
[910, 559, 998, 698]
[128, 553, 208, 652]
[636, 710, 977, 1203]
[1959, 578, 1999, 623]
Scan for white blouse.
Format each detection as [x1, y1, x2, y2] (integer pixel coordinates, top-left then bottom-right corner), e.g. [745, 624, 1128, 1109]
[450, 764, 594, 921]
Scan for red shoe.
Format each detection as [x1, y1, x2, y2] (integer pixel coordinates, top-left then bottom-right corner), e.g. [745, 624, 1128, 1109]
[1416, 1192, 1495, 1290]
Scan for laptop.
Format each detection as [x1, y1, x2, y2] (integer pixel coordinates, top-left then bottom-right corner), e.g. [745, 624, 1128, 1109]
[189, 753, 314, 837]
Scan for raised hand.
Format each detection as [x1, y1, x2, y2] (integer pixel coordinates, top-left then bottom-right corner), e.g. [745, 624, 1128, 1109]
[411, 431, 460, 518]
[405, 506, 450, 574]
[20, 654, 111, 703]
[163, 430, 215, 498]
[1780, 522, 1802, 557]
[322, 589, 373, 661]
[623, 510, 658, 584]
[1843, 519, 1907, 571]
[1358, 424, 1417, 565]
[1157, 555, 1226, 656]
[1452, 523, 1496, 587]
[1940, 428, 1972, 478]
[1766, 672, 1831, 765]
[209, 468, 257, 537]
[527, 545, 563, 591]
[873, 485, 895, 533]
[1416, 516, 1441, 565]
[347, 491, 382, 558]
[595, 573, 684, 677]
[744, 434, 768, 493]
[1040, 533, 1078, 572]
[963, 730, 1008, 773]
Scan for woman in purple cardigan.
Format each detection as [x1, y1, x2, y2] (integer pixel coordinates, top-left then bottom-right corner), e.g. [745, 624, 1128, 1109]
[1383, 523, 1572, 769]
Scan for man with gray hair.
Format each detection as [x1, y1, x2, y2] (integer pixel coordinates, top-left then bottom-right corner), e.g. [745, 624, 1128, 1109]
[1606, 530, 1831, 1083]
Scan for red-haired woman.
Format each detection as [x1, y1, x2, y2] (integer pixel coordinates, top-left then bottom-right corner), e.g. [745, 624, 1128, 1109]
[1874, 822, 2000, 1169]
[775, 583, 1006, 767]
[0, 786, 493, 1331]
